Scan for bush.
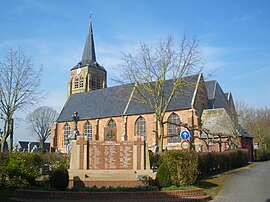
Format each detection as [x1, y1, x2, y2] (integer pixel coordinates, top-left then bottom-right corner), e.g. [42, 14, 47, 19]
[0, 152, 9, 185]
[49, 165, 69, 191]
[149, 151, 164, 171]
[155, 150, 198, 188]
[165, 150, 198, 186]
[42, 153, 70, 170]
[155, 162, 171, 188]
[198, 149, 248, 175]
[255, 149, 270, 161]
[7, 152, 42, 185]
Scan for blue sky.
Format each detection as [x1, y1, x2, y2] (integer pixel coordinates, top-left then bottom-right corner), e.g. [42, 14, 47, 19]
[0, 0, 269, 142]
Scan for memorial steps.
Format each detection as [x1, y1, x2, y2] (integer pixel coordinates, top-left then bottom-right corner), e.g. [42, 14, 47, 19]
[69, 169, 139, 181]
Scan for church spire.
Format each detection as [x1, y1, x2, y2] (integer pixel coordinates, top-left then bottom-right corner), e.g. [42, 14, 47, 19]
[81, 15, 96, 63]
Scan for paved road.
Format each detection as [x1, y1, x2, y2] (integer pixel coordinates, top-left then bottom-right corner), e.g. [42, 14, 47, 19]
[213, 161, 270, 202]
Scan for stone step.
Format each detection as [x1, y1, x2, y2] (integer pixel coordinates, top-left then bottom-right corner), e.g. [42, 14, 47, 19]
[69, 170, 139, 181]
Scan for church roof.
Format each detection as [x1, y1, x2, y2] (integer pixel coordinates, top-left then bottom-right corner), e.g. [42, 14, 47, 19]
[205, 80, 230, 111]
[57, 74, 200, 122]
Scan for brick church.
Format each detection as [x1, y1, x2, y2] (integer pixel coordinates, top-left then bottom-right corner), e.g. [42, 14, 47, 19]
[50, 20, 252, 157]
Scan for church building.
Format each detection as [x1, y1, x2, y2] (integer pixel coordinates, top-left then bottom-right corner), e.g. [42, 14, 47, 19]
[50, 20, 242, 155]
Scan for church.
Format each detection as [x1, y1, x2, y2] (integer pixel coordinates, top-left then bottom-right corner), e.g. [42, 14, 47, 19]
[50, 20, 249, 156]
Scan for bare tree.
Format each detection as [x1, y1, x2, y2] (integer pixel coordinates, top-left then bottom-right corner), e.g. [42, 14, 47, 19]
[236, 101, 270, 150]
[26, 106, 58, 151]
[0, 48, 43, 152]
[116, 36, 204, 151]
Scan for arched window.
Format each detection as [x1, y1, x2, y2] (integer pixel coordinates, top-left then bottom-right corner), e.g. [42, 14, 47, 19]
[64, 123, 70, 145]
[108, 119, 116, 128]
[79, 76, 84, 88]
[84, 121, 92, 140]
[135, 117, 146, 138]
[167, 113, 181, 143]
[74, 77, 79, 89]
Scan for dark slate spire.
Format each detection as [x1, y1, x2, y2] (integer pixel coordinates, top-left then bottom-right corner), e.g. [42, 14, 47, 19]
[81, 17, 96, 63]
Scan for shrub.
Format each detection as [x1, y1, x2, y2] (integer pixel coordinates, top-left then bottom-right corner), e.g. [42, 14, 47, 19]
[165, 150, 198, 186]
[42, 153, 70, 170]
[7, 152, 42, 185]
[255, 149, 270, 161]
[155, 162, 171, 188]
[0, 152, 9, 185]
[49, 165, 69, 191]
[198, 149, 248, 176]
[149, 151, 164, 171]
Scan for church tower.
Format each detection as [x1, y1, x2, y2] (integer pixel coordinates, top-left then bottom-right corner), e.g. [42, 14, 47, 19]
[68, 19, 107, 96]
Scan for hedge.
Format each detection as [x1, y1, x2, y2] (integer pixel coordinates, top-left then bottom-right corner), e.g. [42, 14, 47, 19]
[198, 149, 248, 175]
[254, 149, 270, 161]
[155, 150, 198, 187]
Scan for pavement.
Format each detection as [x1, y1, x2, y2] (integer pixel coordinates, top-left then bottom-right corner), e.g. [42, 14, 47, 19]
[212, 161, 270, 202]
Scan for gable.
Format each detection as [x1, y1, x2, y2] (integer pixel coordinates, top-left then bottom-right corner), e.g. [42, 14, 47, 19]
[205, 80, 230, 112]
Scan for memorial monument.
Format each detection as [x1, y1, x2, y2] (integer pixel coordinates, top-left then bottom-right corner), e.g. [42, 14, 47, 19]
[68, 113, 153, 187]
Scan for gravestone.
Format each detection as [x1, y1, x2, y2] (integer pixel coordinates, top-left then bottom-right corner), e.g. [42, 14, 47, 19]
[69, 126, 153, 188]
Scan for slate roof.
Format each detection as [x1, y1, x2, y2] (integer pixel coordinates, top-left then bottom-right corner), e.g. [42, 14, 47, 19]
[205, 80, 230, 112]
[57, 74, 200, 122]
[14, 141, 50, 152]
[71, 20, 106, 71]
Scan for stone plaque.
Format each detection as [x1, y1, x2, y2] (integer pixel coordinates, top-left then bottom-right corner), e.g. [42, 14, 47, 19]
[88, 141, 134, 170]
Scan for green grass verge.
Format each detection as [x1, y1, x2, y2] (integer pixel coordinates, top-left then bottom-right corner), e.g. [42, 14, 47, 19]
[160, 185, 197, 191]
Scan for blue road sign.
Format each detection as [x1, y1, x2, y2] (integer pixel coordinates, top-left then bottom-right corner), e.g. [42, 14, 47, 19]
[180, 130, 190, 140]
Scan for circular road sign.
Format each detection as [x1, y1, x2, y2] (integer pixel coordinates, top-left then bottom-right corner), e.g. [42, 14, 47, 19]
[180, 130, 190, 140]
[181, 140, 190, 150]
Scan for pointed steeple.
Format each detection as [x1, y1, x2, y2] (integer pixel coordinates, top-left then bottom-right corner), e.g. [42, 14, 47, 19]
[81, 17, 96, 63]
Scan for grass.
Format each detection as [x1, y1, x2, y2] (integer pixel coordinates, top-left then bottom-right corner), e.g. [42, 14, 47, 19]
[195, 163, 257, 198]
[160, 185, 197, 191]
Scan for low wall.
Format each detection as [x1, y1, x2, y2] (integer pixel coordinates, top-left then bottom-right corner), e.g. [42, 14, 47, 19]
[15, 188, 210, 201]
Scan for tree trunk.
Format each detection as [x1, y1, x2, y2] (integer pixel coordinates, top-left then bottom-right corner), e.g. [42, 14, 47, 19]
[9, 119, 13, 153]
[0, 139, 5, 152]
[158, 120, 165, 152]
[39, 137, 45, 152]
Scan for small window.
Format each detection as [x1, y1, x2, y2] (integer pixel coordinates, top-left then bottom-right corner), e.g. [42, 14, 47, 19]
[108, 119, 116, 128]
[84, 121, 92, 140]
[64, 123, 70, 145]
[135, 117, 146, 138]
[79, 77, 84, 88]
[167, 113, 181, 143]
[74, 77, 79, 89]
